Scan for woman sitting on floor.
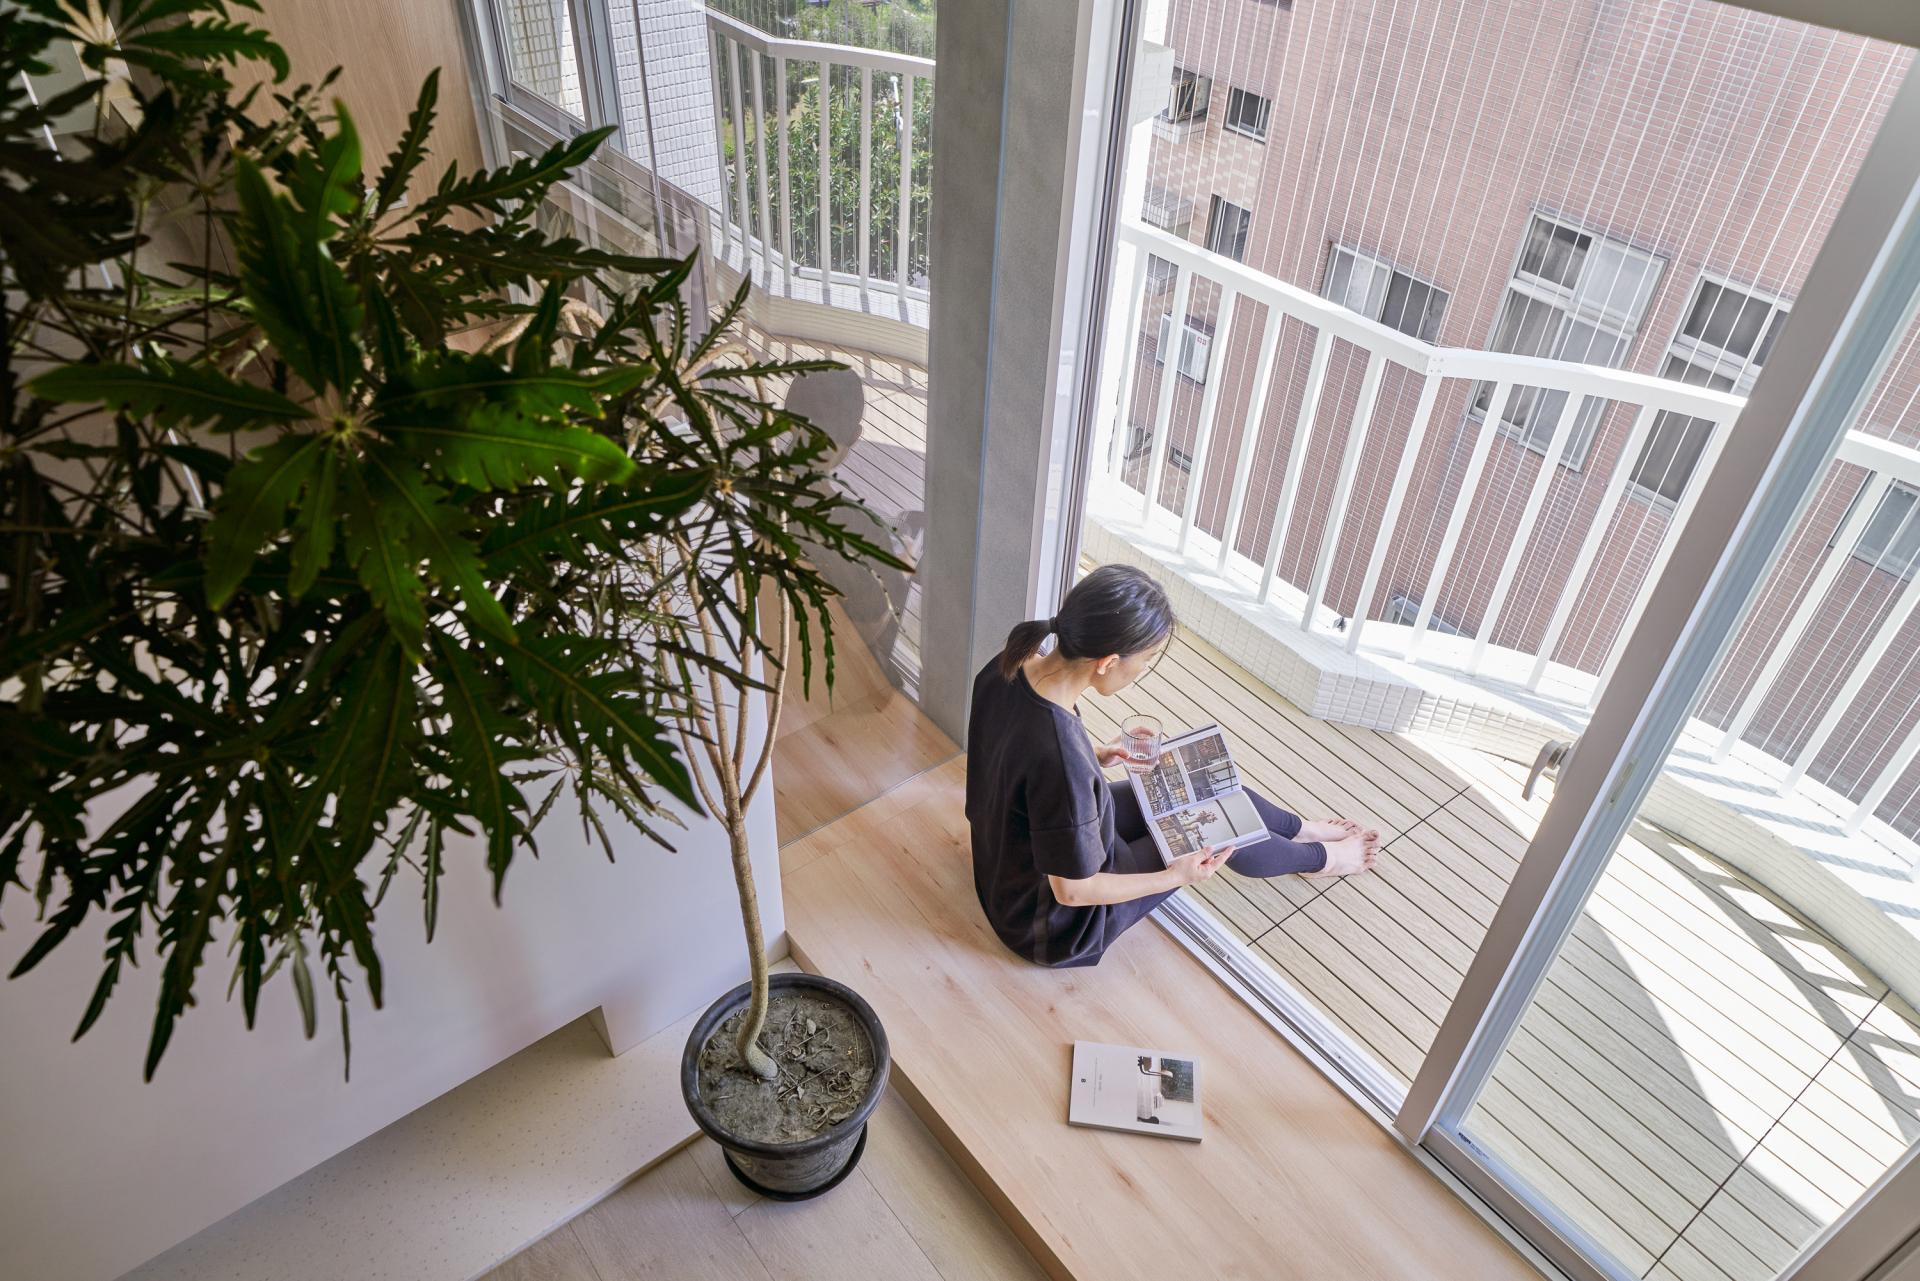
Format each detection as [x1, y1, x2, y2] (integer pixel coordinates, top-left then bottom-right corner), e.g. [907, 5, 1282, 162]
[966, 564, 1379, 969]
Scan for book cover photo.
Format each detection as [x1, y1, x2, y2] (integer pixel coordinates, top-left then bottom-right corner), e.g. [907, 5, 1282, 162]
[1067, 1041, 1204, 1141]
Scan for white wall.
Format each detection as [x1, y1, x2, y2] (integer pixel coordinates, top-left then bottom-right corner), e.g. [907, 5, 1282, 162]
[0, 762, 780, 1281]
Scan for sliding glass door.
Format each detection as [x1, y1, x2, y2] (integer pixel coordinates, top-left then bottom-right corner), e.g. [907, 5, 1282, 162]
[1062, 0, 1920, 1276]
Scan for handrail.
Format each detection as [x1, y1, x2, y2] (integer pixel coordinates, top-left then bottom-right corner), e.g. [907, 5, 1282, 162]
[1118, 218, 1747, 419]
[704, 8, 935, 80]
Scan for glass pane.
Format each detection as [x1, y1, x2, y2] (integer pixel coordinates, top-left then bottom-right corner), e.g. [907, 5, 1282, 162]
[582, 0, 937, 721]
[502, 0, 585, 118]
[1072, 0, 1914, 1148]
[1576, 241, 1661, 324]
[1522, 217, 1590, 289]
[1455, 307, 1920, 1281]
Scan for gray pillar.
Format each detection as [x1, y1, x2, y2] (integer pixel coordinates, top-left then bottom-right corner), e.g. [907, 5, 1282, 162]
[920, 0, 1125, 742]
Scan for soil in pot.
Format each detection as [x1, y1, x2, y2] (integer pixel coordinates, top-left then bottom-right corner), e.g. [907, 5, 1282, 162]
[696, 989, 877, 1145]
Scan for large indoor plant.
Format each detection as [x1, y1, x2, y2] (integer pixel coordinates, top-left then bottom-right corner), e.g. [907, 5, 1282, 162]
[1, 0, 901, 1174]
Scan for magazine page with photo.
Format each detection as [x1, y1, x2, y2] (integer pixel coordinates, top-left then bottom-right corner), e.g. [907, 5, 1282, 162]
[1127, 723, 1269, 863]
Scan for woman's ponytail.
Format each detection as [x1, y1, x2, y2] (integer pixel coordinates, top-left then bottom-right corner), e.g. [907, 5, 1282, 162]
[996, 565, 1175, 681]
[997, 618, 1055, 680]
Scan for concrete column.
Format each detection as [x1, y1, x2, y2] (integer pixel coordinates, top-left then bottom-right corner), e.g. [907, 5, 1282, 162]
[920, 0, 1127, 741]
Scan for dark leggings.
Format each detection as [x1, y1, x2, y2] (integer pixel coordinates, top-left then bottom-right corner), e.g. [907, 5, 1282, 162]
[1095, 781, 1328, 943]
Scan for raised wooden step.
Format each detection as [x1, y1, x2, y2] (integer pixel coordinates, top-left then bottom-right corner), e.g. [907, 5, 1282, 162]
[781, 757, 1539, 1281]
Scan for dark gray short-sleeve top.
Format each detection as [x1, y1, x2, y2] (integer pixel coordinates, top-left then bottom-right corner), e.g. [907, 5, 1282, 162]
[965, 659, 1117, 966]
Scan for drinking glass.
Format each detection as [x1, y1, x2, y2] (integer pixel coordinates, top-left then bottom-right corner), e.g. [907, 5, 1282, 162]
[1119, 714, 1163, 773]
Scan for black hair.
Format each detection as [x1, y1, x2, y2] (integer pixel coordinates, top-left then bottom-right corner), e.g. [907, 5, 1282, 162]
[997, 564, 1175, 680]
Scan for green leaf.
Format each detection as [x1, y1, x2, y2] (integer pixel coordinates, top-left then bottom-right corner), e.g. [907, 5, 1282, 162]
[286, 101, 364, 244]
[495, 636, 696, 809]
[480, 468, 711, 575]
[232, 154, 364, 394]
[28, 361, 310, 433]
[288, 444, 340, 598]
[361, 450, 515, 646]
[373, 70, 439, 216]
[433, 634, 531, 898]
[121, 16, 289, 81]
[390, 403, 637, 491]
[203, 434, 325, 609]
[421, 127, 615, 215]
[327, 639, 418, 858]
[341, 463, 427, 657]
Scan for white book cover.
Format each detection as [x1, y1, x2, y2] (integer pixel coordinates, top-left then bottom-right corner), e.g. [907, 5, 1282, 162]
[1067, 1041, 1203, 1141]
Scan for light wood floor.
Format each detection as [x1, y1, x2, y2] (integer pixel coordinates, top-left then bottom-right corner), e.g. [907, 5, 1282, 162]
[485, 1089, 1044, 1281]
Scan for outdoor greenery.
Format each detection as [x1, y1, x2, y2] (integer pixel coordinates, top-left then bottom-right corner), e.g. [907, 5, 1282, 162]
[721, 56, 934, 287]
[1, 0, 901, 1078]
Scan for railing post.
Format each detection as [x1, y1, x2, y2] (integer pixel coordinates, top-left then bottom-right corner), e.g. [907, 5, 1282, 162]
[858, 65, 872, 309]
[1783, 514, 1920, 790]
[776, 56, 793, 298]
[1467, 393, 1592, 674]
[1302, 350, 1387, 630]
[708, 31, 733, 258]
[1217, 306, 1284, 573]
[1525, 403, 1659, 689]
[1178, 289, 1240, 554]
[751, 52, 772, 288]
[1591, 412, 1737, 711]
[1849, 716, 1920, 833]
[1347, 369, 1443, 653]
[1712, 469, 1893, 753]
[897, 73, 914, 304]
[1140, 266, 1194, 522]
[1407, 382, 1515, 661]
[817, 60, 831, 287]
[727, 39, 752, 285]
[1101, 247, 1151, 480]
[1257, 327, 1334, 602]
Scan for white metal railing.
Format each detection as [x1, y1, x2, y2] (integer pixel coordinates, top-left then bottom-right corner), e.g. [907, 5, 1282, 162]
[1093, 217, 1920, 838]
[704, 9, 932, 312]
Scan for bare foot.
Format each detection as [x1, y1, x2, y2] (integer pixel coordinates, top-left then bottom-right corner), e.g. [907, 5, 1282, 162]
[1301, 832, 1377, 878]
[1298, 818, 1382, 853]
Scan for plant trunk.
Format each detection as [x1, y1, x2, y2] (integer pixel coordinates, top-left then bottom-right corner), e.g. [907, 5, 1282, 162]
[728, 813, 778, 1080]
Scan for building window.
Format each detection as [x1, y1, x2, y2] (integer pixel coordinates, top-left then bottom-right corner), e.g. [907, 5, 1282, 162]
[1164, 66, 1212, 124]
[1223, 87, 1272, 141]
[1630, 276, 1789, 505]
[1205, 196, 1250, 262]
[1474, 214, 1664, 466]
[1324, 244, 1448, 342]
[1155, 314, 1213, 383]
[1835, 480, 1920, 579]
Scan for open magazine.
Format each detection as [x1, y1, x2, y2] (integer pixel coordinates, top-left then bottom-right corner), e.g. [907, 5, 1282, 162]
[1127, 722, 1269, 864]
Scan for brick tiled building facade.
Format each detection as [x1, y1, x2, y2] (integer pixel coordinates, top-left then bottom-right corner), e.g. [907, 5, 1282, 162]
[1117, 0, 1920, 835]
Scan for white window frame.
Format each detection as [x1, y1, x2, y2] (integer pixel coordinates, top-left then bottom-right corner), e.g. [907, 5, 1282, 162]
[1631, 273, 1793, 507]
[1474, 212, 1665, 469]
[1323, 243, 1450, 342]
[1222, 85, 1272, 141]
[1204, 194, 1250, 262]
[1155, 313, 1213, 383]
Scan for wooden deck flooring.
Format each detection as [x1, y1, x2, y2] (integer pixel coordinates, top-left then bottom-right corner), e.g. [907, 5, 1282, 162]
[754, 340, 1920, 1281]
[1079, 631, 1920, 1281]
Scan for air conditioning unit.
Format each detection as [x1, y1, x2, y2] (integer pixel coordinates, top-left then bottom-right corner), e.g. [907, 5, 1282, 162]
[1156, 316, 1212, 383]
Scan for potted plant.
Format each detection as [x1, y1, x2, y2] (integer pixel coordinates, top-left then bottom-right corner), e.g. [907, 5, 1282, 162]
[1, 0, 902, 1177]
[660, 476, 892, 1198]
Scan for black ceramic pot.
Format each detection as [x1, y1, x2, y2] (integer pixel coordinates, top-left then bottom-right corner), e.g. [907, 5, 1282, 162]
[680, 971, 891, 1200]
